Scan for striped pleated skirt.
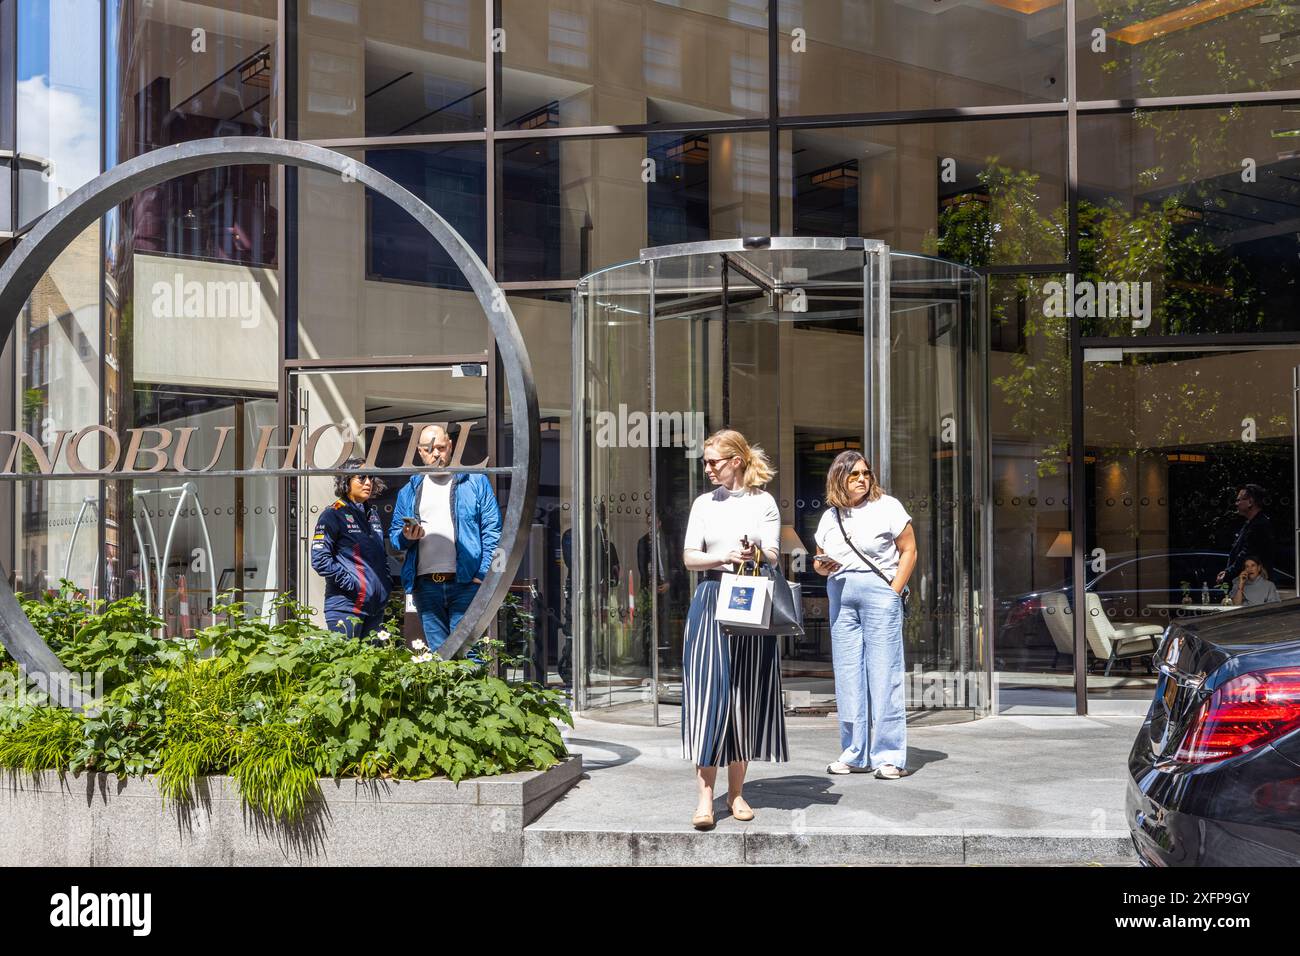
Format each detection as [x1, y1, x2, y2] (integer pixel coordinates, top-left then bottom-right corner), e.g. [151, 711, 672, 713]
[681, 579, 789, 767]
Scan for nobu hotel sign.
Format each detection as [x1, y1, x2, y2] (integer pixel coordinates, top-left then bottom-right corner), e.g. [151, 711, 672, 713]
[0, 421, 484, 478]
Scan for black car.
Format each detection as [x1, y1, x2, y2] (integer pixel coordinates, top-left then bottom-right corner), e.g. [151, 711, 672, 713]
[1127, 599, 1300, 865]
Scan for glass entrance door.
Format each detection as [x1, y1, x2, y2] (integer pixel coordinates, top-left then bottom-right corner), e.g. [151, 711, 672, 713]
[575, 238, 989, 723]
[287, 360, 491, 632]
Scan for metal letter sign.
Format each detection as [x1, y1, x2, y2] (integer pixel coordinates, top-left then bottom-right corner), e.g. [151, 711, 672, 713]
[0, 138, 539, 707]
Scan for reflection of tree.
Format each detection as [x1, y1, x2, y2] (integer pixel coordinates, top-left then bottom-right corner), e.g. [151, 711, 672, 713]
[1093, 1, 1297, 103]
[924, 155, 1267, 475]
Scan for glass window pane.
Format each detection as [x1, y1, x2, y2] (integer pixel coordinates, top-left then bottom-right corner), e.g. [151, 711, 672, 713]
[499, 0, 769, 129]
[298, 0, 486, 139]
[0, 162, 13, 234]
[107, 0, 277, 171]
[1078, 1, 1300, 101]
[990, 273, 1076, 714]
[498, 131, 770, 282]
[778, 0, 1066, 117]
[297, 146, 491, 360]
[1078, 106, 1300, 337]
[16, 0, 100, 227]
[1083, 347, 1300, 713]
[782, 119, 1068, 266]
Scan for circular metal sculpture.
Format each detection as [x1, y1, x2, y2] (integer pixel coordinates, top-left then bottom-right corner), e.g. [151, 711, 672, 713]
[0, 137, 539, 708]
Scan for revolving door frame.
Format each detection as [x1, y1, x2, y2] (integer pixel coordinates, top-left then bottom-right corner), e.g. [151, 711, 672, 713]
[571, 237, 890, 720]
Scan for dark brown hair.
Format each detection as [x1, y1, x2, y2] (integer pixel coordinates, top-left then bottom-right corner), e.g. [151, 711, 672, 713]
[824, 450, 882, 509]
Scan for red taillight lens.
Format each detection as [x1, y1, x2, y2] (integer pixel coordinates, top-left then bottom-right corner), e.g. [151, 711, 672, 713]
[1007, 596, 1042, 626]
[1175, 668, 1300, 764]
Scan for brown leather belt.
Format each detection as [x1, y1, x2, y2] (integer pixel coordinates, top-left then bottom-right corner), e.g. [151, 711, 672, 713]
[424, 572, 454, 583]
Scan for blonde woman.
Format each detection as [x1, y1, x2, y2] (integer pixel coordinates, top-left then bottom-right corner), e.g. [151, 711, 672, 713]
[680, 428, 787, 829]
[813, 450, 917, 780]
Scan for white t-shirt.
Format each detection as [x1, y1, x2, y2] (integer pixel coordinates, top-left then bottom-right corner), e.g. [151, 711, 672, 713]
[683, 487, 780, 571]
[417, 474, 457, 574]
[814, 494, 912, 576]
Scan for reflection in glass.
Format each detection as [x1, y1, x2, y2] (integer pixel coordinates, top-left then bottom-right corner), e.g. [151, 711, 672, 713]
[364, 145, 486, 289]
[783, 121, 1068, 268]
[15, 225, 102, 598]
[1078, 1, 1300, 101]
[778, 1, 1065, 117]
[296, 152, 490, 360]
[1079, 107, 1300, 338]
[988, 274, 1075, 714]
[499, 0, 768, 129]
[298, 0, 486, 139]
[1083, 348, 1300, 712]
[499, 133, 770, 282]
[16, 0, 100, 227]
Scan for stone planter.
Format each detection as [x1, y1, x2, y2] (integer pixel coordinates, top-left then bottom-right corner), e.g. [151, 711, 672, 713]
[0, 756, 582, 866]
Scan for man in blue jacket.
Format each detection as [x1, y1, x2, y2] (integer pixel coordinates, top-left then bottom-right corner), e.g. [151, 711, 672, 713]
[311, 458, 392, 641]
[390, 424, 502, 654]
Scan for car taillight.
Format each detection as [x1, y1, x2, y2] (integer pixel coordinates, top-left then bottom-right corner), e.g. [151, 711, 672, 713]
[1175, 668, 1300, 764]
[1007, 596, 1041, 626]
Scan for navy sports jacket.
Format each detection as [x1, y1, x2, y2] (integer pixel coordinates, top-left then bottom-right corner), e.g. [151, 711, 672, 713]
[311, 498, 392, 615]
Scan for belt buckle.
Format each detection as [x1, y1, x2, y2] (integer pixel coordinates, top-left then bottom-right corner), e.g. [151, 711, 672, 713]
[429, 572, 452, 583]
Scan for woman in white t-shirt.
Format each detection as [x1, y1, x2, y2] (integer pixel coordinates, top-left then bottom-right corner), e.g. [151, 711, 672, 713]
[680, 428, 788, 830]
[813, 450, 917, 780]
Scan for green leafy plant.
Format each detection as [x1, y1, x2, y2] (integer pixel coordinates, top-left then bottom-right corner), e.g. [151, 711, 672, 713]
[0, 590, 572, 823]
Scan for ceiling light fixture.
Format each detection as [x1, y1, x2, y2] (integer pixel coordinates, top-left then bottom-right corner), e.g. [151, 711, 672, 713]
[983, 0, 1061, 12]
[239, 51, 271, 88]
[667, 137, 710, 164]
[1111, 0, 1268, 45]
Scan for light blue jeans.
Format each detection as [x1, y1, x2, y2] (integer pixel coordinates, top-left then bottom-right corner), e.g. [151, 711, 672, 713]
[827, 570, 907, 770]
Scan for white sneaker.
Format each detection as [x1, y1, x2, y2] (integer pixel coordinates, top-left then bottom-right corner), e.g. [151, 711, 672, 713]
[826, 761, 871, 775]
[874, 764, 908, 779]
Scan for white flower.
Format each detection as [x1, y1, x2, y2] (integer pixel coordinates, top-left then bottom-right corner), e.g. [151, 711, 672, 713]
[411, 652, 434, 664]
[374, 629, 391, 644]
[410, 638, 427, 652]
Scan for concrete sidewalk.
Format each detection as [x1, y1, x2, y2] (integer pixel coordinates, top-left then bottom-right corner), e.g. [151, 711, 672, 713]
[525, 712, 1141, 866]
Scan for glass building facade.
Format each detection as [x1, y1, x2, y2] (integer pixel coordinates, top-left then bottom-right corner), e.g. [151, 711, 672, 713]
[4, 0, 1300, 719]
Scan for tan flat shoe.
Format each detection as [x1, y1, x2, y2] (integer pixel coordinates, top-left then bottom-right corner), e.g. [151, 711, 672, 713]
[692, 810, 716, 830]
[728, 798, 755, 822]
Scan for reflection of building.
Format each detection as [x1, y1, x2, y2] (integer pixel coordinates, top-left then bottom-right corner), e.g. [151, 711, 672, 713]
[6, 1, 1300, 719]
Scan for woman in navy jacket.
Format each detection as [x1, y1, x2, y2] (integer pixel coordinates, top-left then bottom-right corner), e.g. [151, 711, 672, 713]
[311, 458, 392, 641]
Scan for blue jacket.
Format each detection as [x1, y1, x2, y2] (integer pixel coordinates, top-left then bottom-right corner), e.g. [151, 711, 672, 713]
[390, 473, 502, 592]
[310, 498, 392, 615]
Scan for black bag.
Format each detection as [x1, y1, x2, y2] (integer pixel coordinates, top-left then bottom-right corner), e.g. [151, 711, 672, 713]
[833, 508, 911, 616]
[723, 555, 805, 638]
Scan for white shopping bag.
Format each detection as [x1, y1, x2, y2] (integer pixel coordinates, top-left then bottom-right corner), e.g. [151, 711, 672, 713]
[714, 572, 774, 629]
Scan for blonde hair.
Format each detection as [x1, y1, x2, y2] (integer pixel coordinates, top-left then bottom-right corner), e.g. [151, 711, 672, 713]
[824, 450, 884, 509]
[705, 428, 775, 489]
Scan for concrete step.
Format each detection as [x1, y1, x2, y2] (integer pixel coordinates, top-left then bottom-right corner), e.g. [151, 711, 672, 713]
[523, 826, 1137, 866]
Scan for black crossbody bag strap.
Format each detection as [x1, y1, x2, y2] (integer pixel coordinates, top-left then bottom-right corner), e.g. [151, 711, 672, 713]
[833, 508, 908, 606]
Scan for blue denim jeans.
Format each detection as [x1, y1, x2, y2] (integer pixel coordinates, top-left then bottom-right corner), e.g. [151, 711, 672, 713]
[325, 606, 387, 642]
[411, 577, 479, 654]
[827, 570, 907, 770]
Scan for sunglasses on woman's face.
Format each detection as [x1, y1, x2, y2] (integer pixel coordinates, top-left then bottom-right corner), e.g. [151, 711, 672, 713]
[849, 468, 871, 480]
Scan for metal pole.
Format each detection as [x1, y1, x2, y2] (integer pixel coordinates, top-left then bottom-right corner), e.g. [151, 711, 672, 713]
[1293, 367, 1299, 590]
[648, 259, 659, 727]
[571, 282, 587, 711]
[721, 256, 730, 425]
